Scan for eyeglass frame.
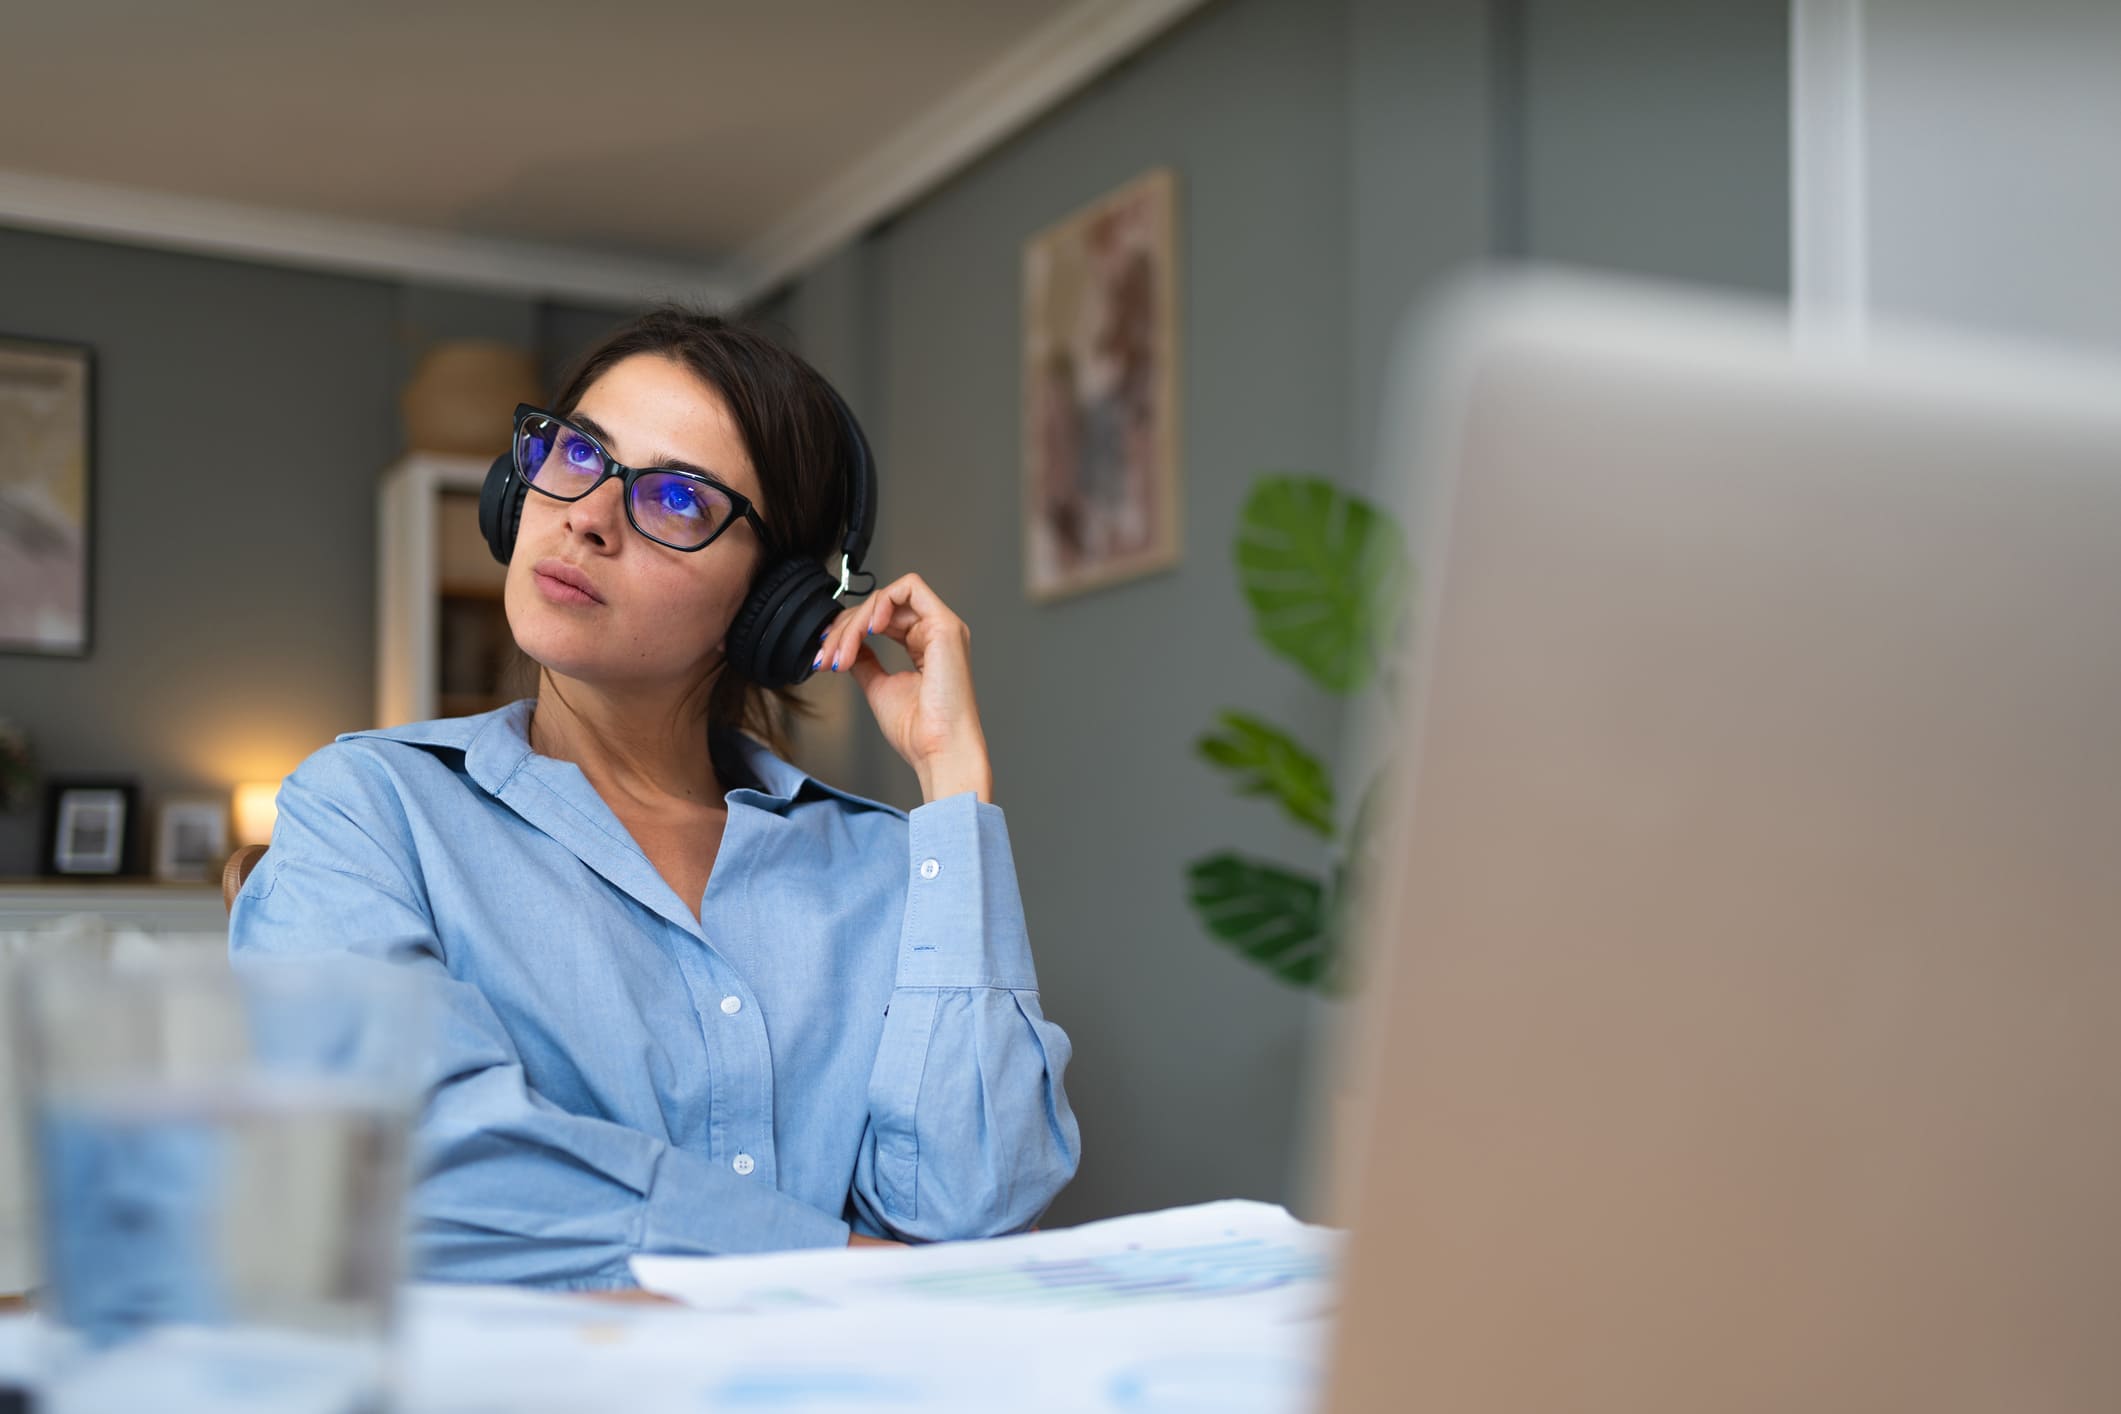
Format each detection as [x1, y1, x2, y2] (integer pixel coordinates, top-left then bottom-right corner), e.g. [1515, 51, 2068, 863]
[510, 403, 777, 555]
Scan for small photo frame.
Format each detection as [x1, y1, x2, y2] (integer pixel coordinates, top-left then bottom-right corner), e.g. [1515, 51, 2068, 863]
[155, 796, 229, 883]
[40, 778, 139, 878]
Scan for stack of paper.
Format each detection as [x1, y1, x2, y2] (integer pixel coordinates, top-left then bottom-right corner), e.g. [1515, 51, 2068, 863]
[10, 1202, 1343, 1412]
[621, 1199, 1340, 1412]
[406, 1200, 1341, 1412]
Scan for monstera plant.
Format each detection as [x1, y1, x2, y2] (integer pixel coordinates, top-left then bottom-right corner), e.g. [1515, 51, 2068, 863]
[1187, 475, 1410, 991]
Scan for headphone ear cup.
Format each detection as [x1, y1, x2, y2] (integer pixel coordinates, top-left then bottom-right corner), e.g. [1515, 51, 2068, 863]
[478, 452, 526, 565]
[727, 559, 840, 690]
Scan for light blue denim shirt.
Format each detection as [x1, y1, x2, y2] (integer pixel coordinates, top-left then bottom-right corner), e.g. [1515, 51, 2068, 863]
[228, 700, 1079, 1290]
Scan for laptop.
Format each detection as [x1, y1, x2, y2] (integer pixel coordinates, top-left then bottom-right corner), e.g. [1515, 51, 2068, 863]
[1324, 276, 2121, 1411]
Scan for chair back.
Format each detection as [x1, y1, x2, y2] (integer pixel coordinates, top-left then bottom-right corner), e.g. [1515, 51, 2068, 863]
[222, 845, 268, 914]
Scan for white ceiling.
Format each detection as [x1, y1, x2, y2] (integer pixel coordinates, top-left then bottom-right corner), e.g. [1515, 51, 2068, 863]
[0, 0, 1206, 304]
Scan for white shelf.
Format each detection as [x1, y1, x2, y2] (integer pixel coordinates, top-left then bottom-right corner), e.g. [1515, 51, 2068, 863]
[376, 452, 498, 729]
[0, 879, 228, 933]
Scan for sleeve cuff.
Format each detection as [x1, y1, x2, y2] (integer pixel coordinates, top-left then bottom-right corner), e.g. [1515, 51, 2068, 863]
[897, 792, 1039, 990]
[639, 1145, 850, 1256]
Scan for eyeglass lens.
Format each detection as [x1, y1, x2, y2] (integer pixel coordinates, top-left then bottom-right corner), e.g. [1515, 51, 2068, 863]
[515, 413, 738, 551]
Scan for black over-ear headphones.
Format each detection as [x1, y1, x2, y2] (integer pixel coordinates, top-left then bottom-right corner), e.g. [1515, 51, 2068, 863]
[477, 384, 878, 690]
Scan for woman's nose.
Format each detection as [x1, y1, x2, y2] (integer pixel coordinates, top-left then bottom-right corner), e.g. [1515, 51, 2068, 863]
[565, 476, 627, 548]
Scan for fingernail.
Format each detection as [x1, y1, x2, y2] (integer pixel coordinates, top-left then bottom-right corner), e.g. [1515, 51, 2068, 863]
[820, 630, 830, 641]
[831, 656, 842, 671]
[811, 655, 821, 670]
[866, 627, 874, 636]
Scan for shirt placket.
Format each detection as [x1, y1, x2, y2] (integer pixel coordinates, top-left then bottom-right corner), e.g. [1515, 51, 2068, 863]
[675, 801, 780, 1190]
[484, 737, 786, 1194]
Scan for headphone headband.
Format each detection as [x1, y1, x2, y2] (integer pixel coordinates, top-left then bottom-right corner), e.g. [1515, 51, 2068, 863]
[823, 382, 877, 579]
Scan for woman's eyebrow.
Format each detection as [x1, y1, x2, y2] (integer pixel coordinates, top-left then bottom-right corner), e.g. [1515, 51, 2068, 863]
[572, 413, 722, 481]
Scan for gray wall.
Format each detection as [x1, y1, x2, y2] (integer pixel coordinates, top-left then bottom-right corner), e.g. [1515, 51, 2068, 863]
[1857, 0, 2121, 354]
[762, 0, 1788, 1227]
[1350, 0, 1497, 481]
[0, 229, 627, 876]
[1503, 0, 1790, 293]
[865, 0, 1374, 1225]
[0, 229, 399, 873]
[539, 302, 633, 399]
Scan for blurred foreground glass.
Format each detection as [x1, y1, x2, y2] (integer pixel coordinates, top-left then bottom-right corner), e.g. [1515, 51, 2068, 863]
[14, 953, 430, 1413]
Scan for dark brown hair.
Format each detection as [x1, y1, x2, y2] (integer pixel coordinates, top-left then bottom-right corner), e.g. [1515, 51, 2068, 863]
[547, 304, 854, 757]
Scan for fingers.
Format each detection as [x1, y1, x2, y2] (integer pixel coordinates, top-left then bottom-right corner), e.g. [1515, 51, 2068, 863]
[812, 573, 968, 675]
[847, 638, 886, 693]
[871, 572, 952, 624]
[814, 599, 872, 676]
[866, 574, 962, 640]
[868, 575, 971, 663]
[862, 601, 922, 645]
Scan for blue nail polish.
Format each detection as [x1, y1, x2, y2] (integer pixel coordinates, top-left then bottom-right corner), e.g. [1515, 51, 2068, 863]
[811, 655, 821, 670]
[831, 656, 842, 671]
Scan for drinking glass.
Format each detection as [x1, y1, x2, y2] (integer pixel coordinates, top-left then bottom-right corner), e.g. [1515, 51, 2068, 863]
[13, 951, 428, 1414]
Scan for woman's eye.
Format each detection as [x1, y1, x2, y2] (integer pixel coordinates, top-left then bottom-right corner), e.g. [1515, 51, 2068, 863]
[564, 438, 598, 468]
[660, 484, 703, 517]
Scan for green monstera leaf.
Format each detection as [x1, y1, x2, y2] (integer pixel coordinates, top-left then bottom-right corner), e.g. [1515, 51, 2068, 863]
[1194, 711, 1336, 840]
[1235, 475, 1409, 696]
[1186, 852, 1332, 988]
[1186, 470, 1412, 992]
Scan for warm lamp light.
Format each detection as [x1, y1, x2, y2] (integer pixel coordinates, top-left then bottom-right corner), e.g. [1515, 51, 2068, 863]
[232, 782, 281, 847]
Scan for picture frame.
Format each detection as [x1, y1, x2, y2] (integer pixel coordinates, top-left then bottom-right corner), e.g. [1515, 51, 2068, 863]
[154, 796, 230, 884]
[0, 334, 96, 657]
[1022, 166, 1182, 601]
[39, 778, 139, 878]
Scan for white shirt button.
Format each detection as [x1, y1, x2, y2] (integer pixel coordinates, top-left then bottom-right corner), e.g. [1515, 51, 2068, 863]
[919, 858, 941, 880]
[732, 1153, 755, 1176]
[720, 995, 742, 1015]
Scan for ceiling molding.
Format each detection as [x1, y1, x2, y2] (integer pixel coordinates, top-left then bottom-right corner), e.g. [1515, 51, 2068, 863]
[724, 0, 1214, 301]
[0, 166, 737, 307]
[0, 0, 1213, 308]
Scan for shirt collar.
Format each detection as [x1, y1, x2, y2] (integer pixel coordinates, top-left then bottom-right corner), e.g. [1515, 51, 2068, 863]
[342, 700, 902, 817]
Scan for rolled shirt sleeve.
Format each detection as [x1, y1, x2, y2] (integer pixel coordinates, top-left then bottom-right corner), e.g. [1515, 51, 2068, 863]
[853, 791, 1082, 1240]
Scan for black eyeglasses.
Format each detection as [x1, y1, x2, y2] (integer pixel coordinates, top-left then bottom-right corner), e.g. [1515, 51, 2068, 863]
[511, 404, 774, 554]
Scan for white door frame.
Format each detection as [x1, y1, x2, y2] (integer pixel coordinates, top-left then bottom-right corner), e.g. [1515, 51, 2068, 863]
[1791, 0, 1869, 342]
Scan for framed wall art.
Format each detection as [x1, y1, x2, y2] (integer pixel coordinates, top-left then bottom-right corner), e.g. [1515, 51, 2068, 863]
[0, 334, 94, 656]
[1023, 167, 1181, 601]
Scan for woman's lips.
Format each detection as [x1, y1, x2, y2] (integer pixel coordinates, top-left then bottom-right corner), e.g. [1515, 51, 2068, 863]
[533, 559, 603, 605]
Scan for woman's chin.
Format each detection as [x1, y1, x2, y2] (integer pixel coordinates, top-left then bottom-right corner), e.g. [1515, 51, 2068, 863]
[511, 631, 715, 696]
[510, 623, 614, 685]
[511, 600, 615, 673]
[506, 585, 731, 696]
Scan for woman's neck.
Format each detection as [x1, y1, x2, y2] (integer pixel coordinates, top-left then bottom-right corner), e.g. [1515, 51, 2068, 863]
[527, 672, 724, 808]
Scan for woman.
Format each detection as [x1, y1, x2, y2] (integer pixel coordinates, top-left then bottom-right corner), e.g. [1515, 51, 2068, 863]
[230, 309, 1080, 1290]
